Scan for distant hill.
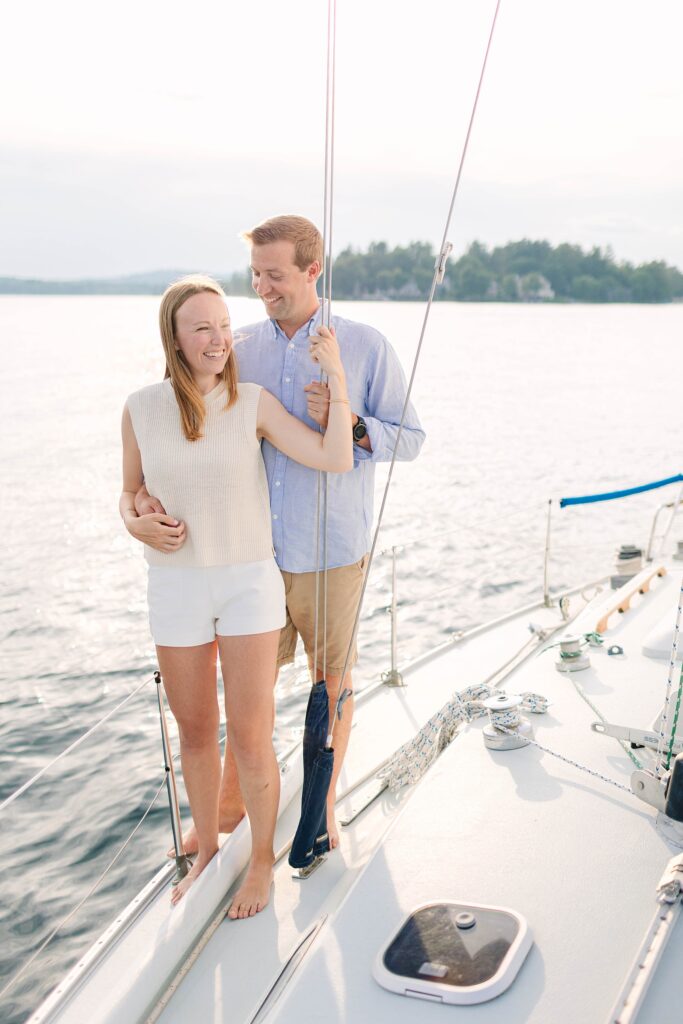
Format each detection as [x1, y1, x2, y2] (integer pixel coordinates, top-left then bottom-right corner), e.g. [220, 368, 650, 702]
[0, 268, 248, 295]
[2, 242, 683, 302]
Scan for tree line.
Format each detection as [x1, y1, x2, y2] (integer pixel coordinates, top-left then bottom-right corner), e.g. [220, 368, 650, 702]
[3, 240, 682, 301]
[224, 239, 683, 303]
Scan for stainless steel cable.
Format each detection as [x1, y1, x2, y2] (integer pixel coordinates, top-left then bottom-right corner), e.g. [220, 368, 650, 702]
[0, 777, 166, 1001]
[0, 675, 155, 814]
[329, 0, 504, 741]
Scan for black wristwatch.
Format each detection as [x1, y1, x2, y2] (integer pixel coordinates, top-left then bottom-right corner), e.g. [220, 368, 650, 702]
[353, 415, 368, 442]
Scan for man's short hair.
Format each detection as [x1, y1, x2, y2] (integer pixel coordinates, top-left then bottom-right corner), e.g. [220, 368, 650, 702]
[242, 215, 323, 272]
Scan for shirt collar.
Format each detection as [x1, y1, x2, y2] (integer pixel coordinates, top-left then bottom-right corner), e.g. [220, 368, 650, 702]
[268, 303, 323, 342]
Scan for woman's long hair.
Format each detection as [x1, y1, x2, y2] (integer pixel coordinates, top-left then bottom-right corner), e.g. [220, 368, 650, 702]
[159, 275, 238, 441]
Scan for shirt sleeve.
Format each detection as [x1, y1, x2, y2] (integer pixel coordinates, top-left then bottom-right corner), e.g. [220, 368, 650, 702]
[354, 333, 426, 464]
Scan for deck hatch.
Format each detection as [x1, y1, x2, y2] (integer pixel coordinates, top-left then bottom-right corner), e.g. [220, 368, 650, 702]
[374, 901, 532, 1005]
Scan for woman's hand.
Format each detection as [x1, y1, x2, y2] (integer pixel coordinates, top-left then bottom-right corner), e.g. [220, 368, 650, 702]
[309, 325, 345, 380]
[124, 512, 187, 553]
[303, 380, 331, 428]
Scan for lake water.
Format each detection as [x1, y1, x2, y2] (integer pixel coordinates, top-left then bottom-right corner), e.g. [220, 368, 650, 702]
[1, 296, 682, 1022]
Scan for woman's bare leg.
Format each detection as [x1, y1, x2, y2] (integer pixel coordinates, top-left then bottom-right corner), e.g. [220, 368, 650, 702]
[156, 642, 220, 904]
[218, 631, 280, 920]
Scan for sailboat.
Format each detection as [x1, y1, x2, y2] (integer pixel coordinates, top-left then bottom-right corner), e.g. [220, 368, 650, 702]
[19, 482, 683, 1023]
[6, 2, 683, 1022]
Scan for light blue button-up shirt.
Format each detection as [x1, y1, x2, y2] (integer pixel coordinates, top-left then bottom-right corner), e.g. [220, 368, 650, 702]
[234, 306, 425, 573]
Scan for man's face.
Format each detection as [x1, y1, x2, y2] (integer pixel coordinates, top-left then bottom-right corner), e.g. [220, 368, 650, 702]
[250, 240, 319, 327]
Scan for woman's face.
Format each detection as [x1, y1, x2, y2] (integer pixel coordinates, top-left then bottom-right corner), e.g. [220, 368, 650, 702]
[174, 291, 232, 385]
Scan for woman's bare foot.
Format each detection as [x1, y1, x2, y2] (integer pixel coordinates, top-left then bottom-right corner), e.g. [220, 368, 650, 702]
[170, 847, 217, 905]
[167, 802, 246, 858]
[327, 802, 340, 850]
[227, 856, 274, 920]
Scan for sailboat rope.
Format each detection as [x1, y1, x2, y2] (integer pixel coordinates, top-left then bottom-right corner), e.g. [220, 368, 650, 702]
[328, 0, 504, 744]
[312, 0, 337, 684]
[654, 577, 683, 778]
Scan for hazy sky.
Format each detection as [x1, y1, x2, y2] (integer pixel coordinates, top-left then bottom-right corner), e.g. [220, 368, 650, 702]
[1, 0, 681, 278]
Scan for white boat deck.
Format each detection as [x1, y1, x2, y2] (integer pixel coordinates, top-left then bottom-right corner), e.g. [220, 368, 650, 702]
[159, 568, 683, 1024]
[32, 566, 683, 1024]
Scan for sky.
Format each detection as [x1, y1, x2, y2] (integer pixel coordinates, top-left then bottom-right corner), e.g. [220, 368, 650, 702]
[1, 0, 682, 278]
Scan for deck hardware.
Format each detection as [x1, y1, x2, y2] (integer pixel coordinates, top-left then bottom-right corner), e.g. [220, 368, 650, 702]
[482, 693, 533, 750]
[611, 544, 643, 589]
[435, 241, 453, 284]
[629, 756, 683, 821]
[154, 671, 191, 884]
[608, 644, 625, 656]
[657, 853, 683, 903]
[292, 854, 326, 880]
[595, 565, 667, 633]
[591, 721, 683, 756]
[455, 912, 476, 929]
[555, 634, 590, 673]
[675, 541, 683, 562]
[630, 769, 668, 812]
[382, 545, 405, 687]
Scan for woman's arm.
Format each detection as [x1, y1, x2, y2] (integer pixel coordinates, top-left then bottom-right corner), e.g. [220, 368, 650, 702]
[120, 405, 187, 553]
[257, 326, 353, 473]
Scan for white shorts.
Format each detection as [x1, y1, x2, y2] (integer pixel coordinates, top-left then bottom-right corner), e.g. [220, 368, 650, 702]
[147, 559, 286, 647]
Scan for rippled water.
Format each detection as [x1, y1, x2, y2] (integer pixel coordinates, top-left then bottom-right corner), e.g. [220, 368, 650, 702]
[1, 296, 682, 1022]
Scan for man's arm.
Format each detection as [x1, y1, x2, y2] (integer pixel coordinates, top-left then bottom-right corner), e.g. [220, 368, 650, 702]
[303, 327, 425, 463]
[353, 333, 425, 463]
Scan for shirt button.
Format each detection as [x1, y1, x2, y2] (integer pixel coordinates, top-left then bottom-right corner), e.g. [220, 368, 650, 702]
[288, 343, 295, 349]
[285, 377, 291, 383]
[275, 481, 281, 487]
[272, 513, 278, 520]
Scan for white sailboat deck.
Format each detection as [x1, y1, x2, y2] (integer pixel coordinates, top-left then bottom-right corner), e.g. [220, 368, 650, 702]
[31, 566, 683, 1024]
[155, 568, 683, 1024]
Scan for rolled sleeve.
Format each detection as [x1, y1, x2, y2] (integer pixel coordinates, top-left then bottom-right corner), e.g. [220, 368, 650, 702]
[357, 336, 426, 464]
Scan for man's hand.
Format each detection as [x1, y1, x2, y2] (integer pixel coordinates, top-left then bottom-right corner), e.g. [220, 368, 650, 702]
[124, 512, 187, 553]
[303, 380, 331, 429]
[135, 484, 165, 516]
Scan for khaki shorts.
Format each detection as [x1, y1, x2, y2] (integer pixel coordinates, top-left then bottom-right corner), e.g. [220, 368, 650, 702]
[277, 555, 369, 676]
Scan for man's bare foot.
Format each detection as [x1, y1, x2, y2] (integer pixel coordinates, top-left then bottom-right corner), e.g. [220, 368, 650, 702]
[227, 857, 274, 920]
[327, 803, 340, 850]
[167, 803, 246, 858]
[170, 848, 217, 906]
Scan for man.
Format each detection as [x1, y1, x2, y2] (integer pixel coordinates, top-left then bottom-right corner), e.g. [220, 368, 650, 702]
[137, 215, 424, 851]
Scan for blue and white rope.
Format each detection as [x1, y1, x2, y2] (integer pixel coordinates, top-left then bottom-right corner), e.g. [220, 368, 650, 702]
[655, 578, 683, 779]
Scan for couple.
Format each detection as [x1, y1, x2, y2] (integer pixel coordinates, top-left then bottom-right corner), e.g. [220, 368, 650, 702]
[120, 215, 425, 920]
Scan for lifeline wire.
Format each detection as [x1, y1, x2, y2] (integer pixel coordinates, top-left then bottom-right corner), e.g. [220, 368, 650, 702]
[0, 675, 154, 814]
[329, 0, 504, 742]
[0, 777, 166, 1002]
[313, 0, 337, 685]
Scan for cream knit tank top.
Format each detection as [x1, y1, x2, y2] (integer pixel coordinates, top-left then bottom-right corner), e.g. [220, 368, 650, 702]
[126, 380, 273, 567]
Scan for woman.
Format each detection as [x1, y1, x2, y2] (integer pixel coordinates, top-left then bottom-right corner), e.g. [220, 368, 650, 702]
[119, 275, 352, 916]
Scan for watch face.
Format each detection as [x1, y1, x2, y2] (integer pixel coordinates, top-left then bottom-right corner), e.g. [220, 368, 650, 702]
[353, 417, 367, 441]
